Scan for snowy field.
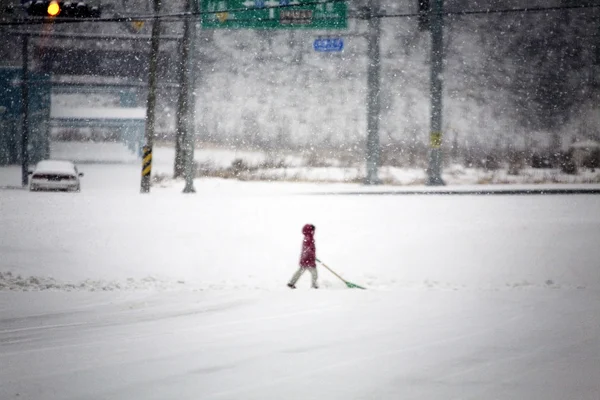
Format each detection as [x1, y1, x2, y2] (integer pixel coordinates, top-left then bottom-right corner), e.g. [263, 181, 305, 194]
[2, 141, 596, 187]
[1, 150, 600, 399]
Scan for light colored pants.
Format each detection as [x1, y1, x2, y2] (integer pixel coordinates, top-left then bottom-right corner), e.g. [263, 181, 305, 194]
[289, 266, 318, 288]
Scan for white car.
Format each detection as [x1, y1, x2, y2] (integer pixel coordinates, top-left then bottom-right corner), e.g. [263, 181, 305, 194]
[29, 160, 83, 192]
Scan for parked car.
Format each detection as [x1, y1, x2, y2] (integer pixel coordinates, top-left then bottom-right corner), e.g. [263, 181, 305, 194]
[29, 160, 83, 192]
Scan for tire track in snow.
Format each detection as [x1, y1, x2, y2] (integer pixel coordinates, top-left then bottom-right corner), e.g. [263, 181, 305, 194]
[206, 312, 528, 399]
[0, 304, 342, 358]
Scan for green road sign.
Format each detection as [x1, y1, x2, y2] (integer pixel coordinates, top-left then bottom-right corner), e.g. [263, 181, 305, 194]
[201, 0, 347, 29]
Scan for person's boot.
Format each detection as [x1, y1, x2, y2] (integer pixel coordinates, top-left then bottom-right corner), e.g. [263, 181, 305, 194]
[287, 283, 296, 289]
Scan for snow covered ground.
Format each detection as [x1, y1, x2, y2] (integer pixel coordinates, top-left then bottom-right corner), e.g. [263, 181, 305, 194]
[3, 141, 598, 187]
[1, 148, 599, 399]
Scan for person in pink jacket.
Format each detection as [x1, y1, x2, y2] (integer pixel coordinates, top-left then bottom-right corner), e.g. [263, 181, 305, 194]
[287, 224, 318, 289]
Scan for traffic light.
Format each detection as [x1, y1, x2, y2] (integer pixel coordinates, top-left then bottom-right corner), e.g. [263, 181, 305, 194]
[418, 0, 430, 31]
[24, 0, 52, 16]
[47, 0, 59, 16]
[24, 1, 101, 18]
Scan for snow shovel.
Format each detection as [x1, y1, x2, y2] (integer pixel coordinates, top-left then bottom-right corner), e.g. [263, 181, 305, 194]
[316, 258, 366, 290]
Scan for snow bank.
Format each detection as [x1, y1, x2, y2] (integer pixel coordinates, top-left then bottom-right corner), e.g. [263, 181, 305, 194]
[43, 141, 600, 185]
[0, 270, 585, 293]
[0, 271, 184, 292]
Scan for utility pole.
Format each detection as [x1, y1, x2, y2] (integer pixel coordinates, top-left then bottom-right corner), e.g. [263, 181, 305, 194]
[140, 0, 161, 193]
[426, 0, 445, 185]
[182, 0, 196, 193]
[174, 19, 187, 178]
[365, 0, 382, 185]
[21, 35, 30, 187]
[595, 20, 600, 105]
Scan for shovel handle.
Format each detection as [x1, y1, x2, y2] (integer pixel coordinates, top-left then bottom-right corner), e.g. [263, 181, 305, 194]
[316, 258, 347, 283]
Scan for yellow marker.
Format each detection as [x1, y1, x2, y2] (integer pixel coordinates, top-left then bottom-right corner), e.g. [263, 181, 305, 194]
[142, 146, 152, 177]
[430, 132, 442, 148]
[132, 21, 145, 31]
[47, 0, 60, 17]
[216, 12, 228, 23]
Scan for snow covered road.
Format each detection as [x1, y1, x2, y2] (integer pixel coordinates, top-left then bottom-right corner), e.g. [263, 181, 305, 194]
[1, 164, 599, 399]
[1, 289, 598, 399]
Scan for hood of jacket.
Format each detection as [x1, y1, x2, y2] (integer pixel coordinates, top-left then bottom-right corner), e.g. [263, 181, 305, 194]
[302, 224, 315, 237]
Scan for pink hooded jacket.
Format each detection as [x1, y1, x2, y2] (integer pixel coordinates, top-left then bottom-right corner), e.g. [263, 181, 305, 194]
[299, 224, 316, 267]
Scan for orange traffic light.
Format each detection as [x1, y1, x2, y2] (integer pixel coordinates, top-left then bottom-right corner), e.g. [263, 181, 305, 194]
[47, 0, 60, 17]
[26, 1, 101, 18]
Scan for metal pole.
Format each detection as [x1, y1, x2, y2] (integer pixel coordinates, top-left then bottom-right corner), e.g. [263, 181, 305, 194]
[174, 15, 188, 179]
[140, 0, 161, 193]
[595, 20, 600, 96]
[182, 0, 196, 193]
[365, 0, 381, 185]
[426, 0, 445, 186]
[21, 35, 30, 187]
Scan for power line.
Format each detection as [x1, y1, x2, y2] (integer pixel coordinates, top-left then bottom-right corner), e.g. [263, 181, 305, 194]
[374, 3, 600, 19]
[6, 29, 183, 41]
[1, 1, 599, 26]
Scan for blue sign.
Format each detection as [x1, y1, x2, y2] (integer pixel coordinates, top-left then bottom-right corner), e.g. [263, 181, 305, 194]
[313, 37, 344, 52]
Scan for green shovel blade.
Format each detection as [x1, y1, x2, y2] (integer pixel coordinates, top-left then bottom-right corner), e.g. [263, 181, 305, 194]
[345, 281, 366, 290]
